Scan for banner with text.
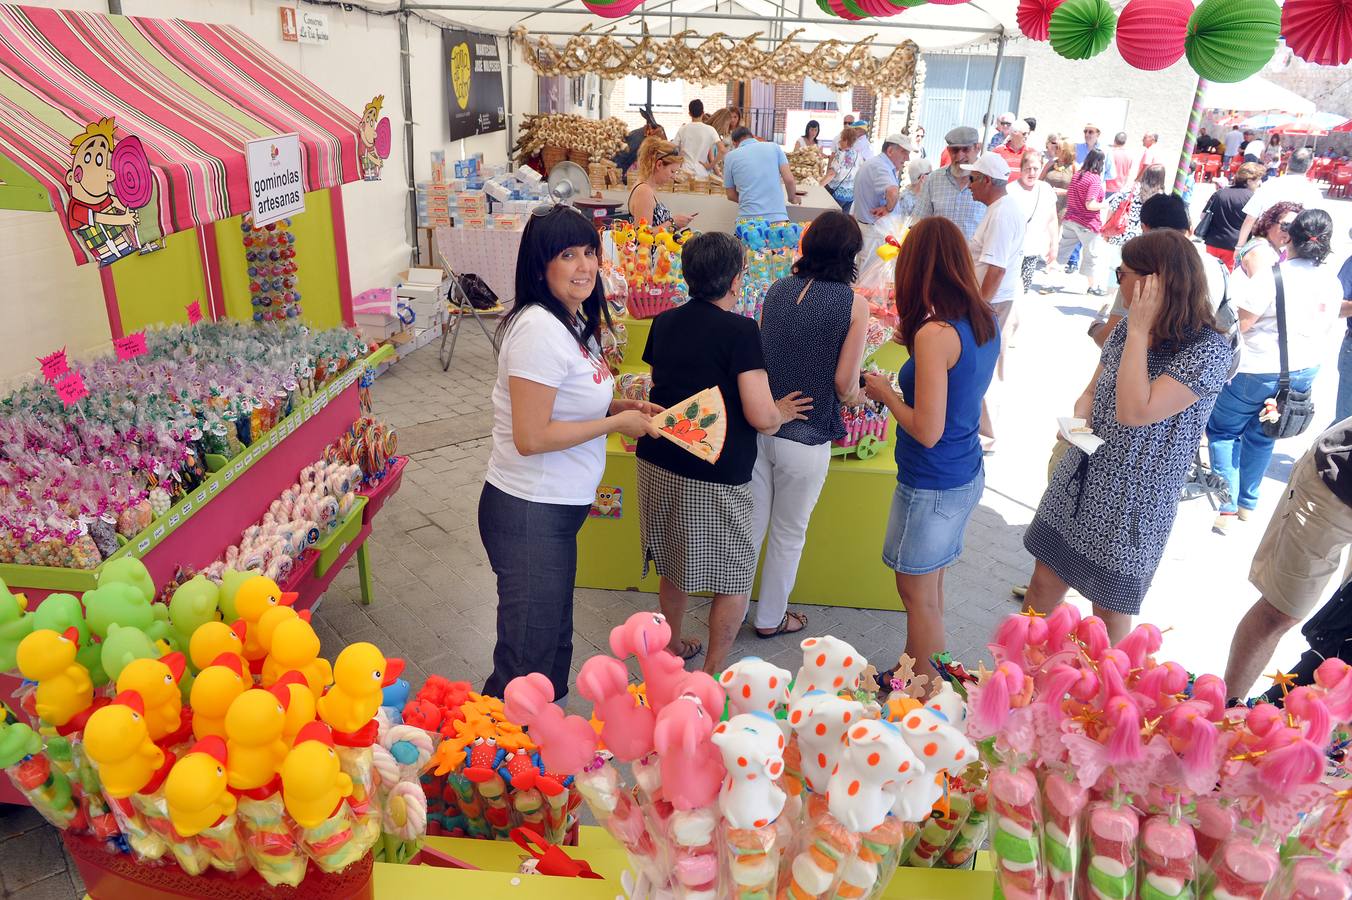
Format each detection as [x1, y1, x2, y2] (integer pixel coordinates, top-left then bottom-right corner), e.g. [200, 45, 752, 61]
[246, 133, 305, 227]
[443, 29, 506, 142]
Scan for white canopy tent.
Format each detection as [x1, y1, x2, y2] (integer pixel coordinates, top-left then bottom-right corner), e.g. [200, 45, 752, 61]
[1203, 75, 1316, 115]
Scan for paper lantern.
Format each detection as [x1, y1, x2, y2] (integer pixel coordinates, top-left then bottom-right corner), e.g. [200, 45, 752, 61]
[582, 0, 644, 17]
[926, 0, 968, 5]
[854, 0, 906, 16]
[1185, 0, 1281, 83]
[1048, 0, 1117, 59]
[1115, 0, 1192, 70]
[824, 0, 866, 18]
[1283, 0, 1352, 66]
[1017, 0, 1064, 41]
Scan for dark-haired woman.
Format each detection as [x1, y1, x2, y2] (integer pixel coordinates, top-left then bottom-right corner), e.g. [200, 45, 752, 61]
[1207, 208, 1342, 528]
[637, 232, 812, 676]
[750, 212, 869, 638]
[861, 216, 1000, 676]
[481, 206, 663, 700]
[1025, 230, 1236, 641]
[795, 120, 821, 152]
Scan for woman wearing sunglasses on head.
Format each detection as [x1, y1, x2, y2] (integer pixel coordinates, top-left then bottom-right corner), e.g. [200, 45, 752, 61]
[480, 205, 663, 702]
[628, 138, 696, 229]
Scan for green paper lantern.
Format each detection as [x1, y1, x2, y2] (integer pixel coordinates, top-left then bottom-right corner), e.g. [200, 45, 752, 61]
[1185, 0, 1281, 83]
[1048, 0, 1117, 60]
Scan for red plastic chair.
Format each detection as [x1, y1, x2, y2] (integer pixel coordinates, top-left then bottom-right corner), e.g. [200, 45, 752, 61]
[1328, 166, 1352, 198]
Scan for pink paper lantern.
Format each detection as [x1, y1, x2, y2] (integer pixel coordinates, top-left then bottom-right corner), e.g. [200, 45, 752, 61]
[1018, 0, 1065, 40]
[926, 0, 967, 5]
[1115, 0, 1192, 70]
[583, 0, 644, 17]
[823, 0, 866, 20]
[1283, 0, 1352, 66]
[855, 0, 903, 15]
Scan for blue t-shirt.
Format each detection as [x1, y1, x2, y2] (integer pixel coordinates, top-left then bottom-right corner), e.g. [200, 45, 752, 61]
[1339, 255, 1352, 335]
[894, 317, 999, 490]
[724, 139, 790, 222]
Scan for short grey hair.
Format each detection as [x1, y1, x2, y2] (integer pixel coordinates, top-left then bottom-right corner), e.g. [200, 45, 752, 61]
[1289, 148, 1314, 174]
[907, 157, 933, 182]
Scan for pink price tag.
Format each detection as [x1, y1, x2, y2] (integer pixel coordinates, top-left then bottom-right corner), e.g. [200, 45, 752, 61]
[186, 300, 204, 325]
[54, 371, 89, 406]
[113, 332, 148, 361]
[38, 348, 69, 383]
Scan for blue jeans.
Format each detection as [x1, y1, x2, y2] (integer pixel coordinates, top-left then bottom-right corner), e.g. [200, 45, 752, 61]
[1206, 367, 1319, 513]
[1337, 330, 1352, 424]
[479, 482, 590, 701]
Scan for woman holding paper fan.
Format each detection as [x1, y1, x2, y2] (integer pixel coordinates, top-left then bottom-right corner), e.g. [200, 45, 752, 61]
[861, 216, 999, 679]
[480, 205, 663, 702]
[637, 231, 813, 676]
[1023, 229, 1235, 641]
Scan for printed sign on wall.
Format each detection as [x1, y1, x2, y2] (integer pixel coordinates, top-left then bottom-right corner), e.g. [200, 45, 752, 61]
[298, 11, 330, 45]
[279, 7, 298, 42]
[245, 133, 305, 227]
[443, 29, 506, 141]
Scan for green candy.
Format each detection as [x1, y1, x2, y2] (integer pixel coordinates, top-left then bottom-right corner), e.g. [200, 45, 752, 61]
[1045, 835, 1076, 874]
[1141, 880, 1192, 900]
[993, 828, 1039, 865]
[1088, 864, 1136, 900]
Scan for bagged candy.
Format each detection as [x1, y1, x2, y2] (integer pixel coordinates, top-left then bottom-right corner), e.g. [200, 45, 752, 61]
[1140, 813, 1198, 900]
[988, 766, 1046, 900]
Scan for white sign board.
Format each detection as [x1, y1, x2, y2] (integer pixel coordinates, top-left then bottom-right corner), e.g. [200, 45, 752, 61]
[298, 11, 330, 45]
[245, 133, 305, 227]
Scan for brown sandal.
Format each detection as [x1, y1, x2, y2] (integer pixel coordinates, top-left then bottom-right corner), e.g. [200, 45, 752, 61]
[756, 611, 809, 639]
[673, 637, 703, 661]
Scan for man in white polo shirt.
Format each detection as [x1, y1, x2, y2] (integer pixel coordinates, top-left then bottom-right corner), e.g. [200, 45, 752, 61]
[1235, 148, 1324, 246]
[964, 152, 1025, 452]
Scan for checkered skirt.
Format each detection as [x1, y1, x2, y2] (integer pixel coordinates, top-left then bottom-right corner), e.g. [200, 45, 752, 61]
[636, 459, 757, 595]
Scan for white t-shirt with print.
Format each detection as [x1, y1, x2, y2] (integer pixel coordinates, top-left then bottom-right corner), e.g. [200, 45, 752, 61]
[487, 304, 615, 505]
[1231, 257, 1341, 375]
[675, 121, 720, 176]
[969, 194, 1027, 304]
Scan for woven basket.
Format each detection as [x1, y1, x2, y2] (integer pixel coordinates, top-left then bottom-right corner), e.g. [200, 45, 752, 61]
[568, 149, 591, 167]
[542, 146, 568, 172]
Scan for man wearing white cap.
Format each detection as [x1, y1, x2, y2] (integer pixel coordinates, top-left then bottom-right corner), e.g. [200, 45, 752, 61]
[963, 152, 1025, 452]
[851, 132, 915, 263]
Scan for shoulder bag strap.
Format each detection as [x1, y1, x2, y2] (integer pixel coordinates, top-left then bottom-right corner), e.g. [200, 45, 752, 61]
[1273, 262, 1291, 393]
[795, 278, 814, 305]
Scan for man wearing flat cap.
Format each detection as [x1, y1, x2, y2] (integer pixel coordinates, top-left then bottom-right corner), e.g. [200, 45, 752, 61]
[913, 125, 986, 239]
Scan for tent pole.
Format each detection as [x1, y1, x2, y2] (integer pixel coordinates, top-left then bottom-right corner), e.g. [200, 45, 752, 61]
[399, 5, 419, 264]
[979, 31, 1006, 149]
[106, 0, 122, 12]
[506, 39, 515, 163]
[1174, 75, 1208, 197]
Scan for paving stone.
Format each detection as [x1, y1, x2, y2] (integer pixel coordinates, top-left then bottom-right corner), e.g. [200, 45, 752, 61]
[0, 821, 67, 891]
[0, 803, 46, 840]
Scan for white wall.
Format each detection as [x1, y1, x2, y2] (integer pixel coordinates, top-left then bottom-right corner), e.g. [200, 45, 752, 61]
[1, 0, 537, 383]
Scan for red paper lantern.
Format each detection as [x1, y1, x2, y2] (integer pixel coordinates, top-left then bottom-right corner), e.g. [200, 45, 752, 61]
[855, 0, 904, 15]
[1018, 0, 1065, 41]
[1283, 0, 1352, 66]
[1115, 0, 1192, 70]
[823, 0, 866, 19]
[926, 0, 967, 5]
[582, 0, 644, 17]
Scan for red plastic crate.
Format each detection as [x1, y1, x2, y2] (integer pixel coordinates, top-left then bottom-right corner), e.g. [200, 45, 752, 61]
[357, 455, 408, 524]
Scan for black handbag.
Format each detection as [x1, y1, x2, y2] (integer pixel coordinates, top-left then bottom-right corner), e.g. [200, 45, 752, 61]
[1193, 194, 1215, 242]
[1261, 262, 1315, 439]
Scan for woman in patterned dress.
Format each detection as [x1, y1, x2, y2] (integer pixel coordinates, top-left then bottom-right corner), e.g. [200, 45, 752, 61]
[627, 138, 694, 230]
[1022, 230, 1236, 641]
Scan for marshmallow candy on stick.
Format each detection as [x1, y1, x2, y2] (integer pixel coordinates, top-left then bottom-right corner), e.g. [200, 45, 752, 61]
[1084, 800, 1140, 900]
[907, 788, 969, 867]
[1140, 814, 1198, 900]
[824, 719, 917, 899]
[1263, 857, 1352, 900]
[711, 713, 788, 900]
[988, 766, 1046, 900]
[1203, 833, 1280, 900]
[939, 788, 989, 869]
[780, 797, 861, 900]
[1041, 773, 1087, 897]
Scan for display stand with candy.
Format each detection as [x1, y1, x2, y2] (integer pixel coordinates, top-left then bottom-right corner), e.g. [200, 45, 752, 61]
[244, 214, 302, 323]
[733, 220, 802, 321]
[609, 220, 693, 319]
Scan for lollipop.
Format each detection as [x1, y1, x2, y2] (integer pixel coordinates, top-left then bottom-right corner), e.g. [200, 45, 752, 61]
[374, 117, 392, 159]
[111, 136, 154, 210]
[382, 780, 427, 840]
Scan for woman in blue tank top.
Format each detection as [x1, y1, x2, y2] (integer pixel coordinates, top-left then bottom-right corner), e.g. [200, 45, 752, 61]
[863, 216, 1000, 681]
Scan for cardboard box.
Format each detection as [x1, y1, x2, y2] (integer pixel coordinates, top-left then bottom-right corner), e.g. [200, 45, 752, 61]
[459, 216, 487, 229]
[355, 312, 406, 341]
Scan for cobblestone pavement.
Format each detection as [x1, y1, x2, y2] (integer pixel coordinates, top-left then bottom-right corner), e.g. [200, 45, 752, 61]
[6, 195, 1352, 897]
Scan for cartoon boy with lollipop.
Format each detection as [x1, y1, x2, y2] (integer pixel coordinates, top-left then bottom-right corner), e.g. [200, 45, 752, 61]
[359, 95, 391, 181]
[65, 117, 139, 265]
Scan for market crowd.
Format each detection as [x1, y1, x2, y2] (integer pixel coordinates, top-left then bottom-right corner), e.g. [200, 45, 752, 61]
[477, 104, 1352, 708]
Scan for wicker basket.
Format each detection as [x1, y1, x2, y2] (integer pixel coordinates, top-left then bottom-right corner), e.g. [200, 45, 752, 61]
[542, 146, 568, 172]
[568, 149, 591, 167]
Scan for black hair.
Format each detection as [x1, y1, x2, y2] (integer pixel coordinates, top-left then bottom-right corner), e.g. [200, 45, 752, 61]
[730, 126, 754, 144]
[682, 232, 744, 303]
[1081, 148, 1106, 175]
[793, 211, 863, 284]
[689, 99, 704, 119]
[1288, 208, 1334, 265]
[804, 120, 820, 141]
[1139, 194, 1190, 232]
[498, 205, 611, 349]
[1023, 117, 1037, 134]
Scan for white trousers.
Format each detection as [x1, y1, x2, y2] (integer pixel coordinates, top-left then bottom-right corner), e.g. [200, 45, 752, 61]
[749, 434, 832, 629]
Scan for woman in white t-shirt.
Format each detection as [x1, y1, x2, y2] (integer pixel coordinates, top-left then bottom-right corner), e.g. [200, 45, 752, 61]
[481, 206, 661, 700]
[1207, 208, 1341, 528]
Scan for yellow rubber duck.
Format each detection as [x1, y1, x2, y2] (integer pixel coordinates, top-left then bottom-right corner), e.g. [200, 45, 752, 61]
[261, 617, 332, 698]
[232, 576, 298, 662]
[17, 628, 92, 728]
[83, 691, 165, 798]
[188, 620, 247, 673]
[280, 721, 353, 828]
[115, 653, 187, 743]
[316, 642, 404, 735]
[272, 670, 318, 746]
[189, 654, 248, 741]
[164, 736, 237, 837]
[223, 685, 291, 790]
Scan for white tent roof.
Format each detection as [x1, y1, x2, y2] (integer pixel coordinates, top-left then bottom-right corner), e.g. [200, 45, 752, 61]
[401, 0, 1022, 52]
[1203, 75, 1316, 115]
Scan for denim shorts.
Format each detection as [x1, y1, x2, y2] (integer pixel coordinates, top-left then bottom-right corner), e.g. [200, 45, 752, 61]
[881, 470, 984, 575]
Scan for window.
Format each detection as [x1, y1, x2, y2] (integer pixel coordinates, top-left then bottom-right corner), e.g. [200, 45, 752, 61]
[802, 78, 843, 111]
[624, 76, 684, 109]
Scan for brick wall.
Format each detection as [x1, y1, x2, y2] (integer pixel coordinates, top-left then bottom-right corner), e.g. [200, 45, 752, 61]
[773, 82, 806, 137]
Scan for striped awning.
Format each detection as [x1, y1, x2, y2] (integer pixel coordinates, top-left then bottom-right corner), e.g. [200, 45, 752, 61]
[0, 4, 361, 265]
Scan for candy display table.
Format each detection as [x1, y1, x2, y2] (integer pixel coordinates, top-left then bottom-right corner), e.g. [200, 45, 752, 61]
[598, 183, 839, 234]
[578, 335, 910, 611]
[369, 828, 994, 899]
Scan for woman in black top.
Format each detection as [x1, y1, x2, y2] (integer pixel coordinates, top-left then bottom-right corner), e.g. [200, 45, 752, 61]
[636, 232, 812, 675]
[1199, 161, 1263, 270]
[749, 213, 869, 637]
